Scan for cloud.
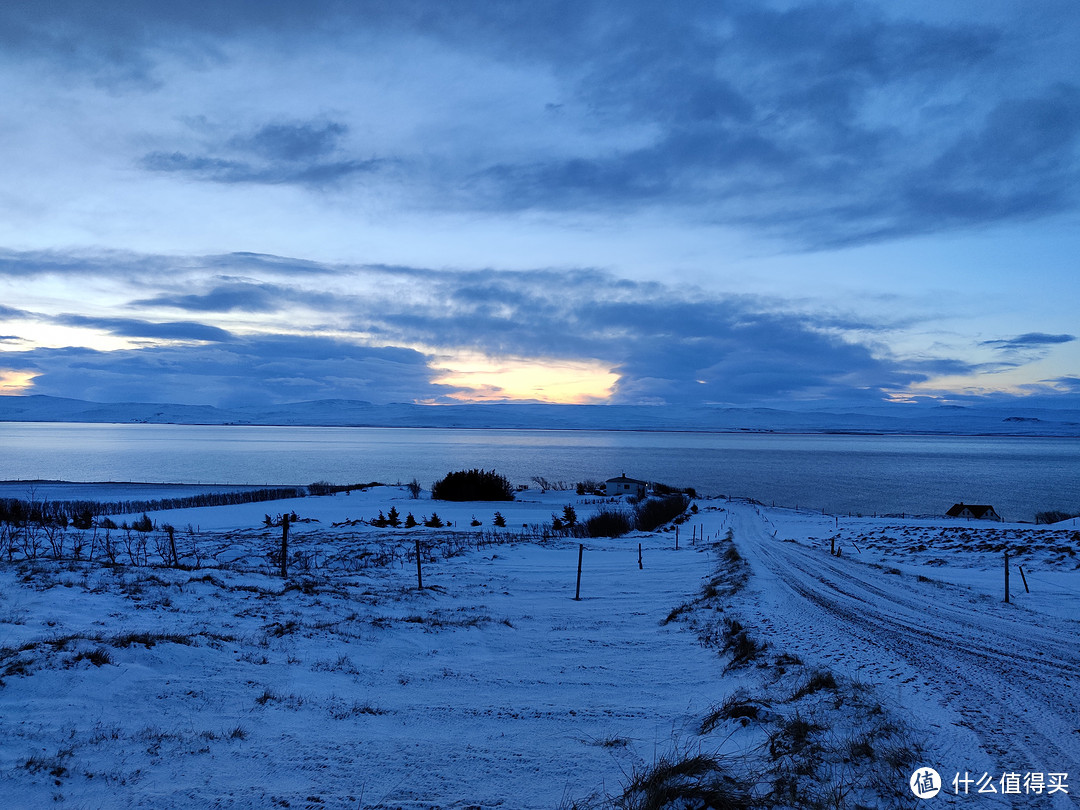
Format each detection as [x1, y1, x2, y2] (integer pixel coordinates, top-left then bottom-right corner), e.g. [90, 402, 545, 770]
[331, 264, 974, 405]
[52, 315, 234, 343]
[132, 281, 291, 313]
[3, 336, 449, 407]
[981, 333, 1076, 351]
[1044, 376, 1080, 393]
[0, 249, 339, 279]
[3, 2, 1078, 246]
[5, 248, 1073, 408]
[141, 150, 381, 188]
[140, 116, 382, 188]
[232, 121, 348, 162]
[0, 303, 31, 318]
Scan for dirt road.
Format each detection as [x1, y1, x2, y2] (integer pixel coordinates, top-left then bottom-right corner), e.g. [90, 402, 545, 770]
[714, 504, 1080, 807]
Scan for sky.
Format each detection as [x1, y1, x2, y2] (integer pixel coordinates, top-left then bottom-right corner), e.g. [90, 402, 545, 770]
[1, 0, 1079, 409]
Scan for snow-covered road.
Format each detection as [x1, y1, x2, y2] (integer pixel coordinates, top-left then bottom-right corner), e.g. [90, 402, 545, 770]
[713, 503, 1080, 807]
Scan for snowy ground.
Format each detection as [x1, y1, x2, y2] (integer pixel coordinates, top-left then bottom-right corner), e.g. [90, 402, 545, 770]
[1, 485, 1077, 807]
[726, 504, 1080, 808]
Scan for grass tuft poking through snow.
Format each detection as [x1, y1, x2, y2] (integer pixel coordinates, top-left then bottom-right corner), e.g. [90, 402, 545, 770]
[663, 527, 925, 809]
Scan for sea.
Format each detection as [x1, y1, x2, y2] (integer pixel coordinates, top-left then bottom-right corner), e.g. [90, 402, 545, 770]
[2, 422, 1078, 522]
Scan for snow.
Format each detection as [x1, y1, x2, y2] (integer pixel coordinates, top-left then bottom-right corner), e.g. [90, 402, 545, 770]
[2, 487, 1078, 807]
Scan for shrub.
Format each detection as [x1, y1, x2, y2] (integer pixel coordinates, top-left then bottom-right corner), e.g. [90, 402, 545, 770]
[424, 512, 444, 528]
[618, 752, 751, 810]
[1036, 510, 1080, 525]
[387, 506, 401, 527]
[583, 508, 633, 537]
[404, 512, 418, 528]
[406, 478, 422, 499]
[634, 494, 689, 531]
[432, 469, 515, 501]
[308, 481, 335, 496]
[131, 513, 154, 533]
[575, 480, 603, 495]
[493, 511, 506, 527]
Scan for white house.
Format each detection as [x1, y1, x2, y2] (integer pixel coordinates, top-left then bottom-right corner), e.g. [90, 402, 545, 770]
[945, 503, 1001, 521]
[606, 474, 649, 498]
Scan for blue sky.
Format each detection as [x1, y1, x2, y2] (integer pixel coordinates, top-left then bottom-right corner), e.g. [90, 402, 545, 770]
[1, 0, 1078, 408]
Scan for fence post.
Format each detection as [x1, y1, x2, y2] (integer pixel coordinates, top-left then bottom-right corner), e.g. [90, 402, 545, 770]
[574, 544, 584, 601]
[638, 542, 643, 570]
[416, 537, 423, 590]
[167, 525, 178, 568]
[280, 514, 289, 578]
[675, 525, 679, 550]
[1004, 551, 1010, 603]
[1018, 564, 1030, 593]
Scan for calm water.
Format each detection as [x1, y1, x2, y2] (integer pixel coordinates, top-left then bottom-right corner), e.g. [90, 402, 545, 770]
[2, 422, 1078, 521]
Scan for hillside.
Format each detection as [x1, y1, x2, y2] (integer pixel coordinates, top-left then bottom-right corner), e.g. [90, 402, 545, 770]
[3, 394, 1080, 437]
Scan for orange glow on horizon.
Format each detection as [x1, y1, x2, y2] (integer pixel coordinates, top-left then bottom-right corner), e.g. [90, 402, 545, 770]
[0, 370, 38, 394]
[431, 354, 618, 404]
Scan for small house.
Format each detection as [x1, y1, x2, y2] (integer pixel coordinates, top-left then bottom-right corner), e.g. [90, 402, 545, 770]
[946, 503, 1001, 521]
[606, 473, 649, 499]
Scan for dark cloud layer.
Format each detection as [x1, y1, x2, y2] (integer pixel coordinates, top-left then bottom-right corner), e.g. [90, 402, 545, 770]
[0, 249, 338, 280]
[142, 151, 381, 188]
[4, 246, 1075, 406]
[4, 2, 1076, 246]
[4, 337, 444, 407]
[133, 281, 291, 313]
[52, 315, 234, 343]
[981, 333, 1076, 351]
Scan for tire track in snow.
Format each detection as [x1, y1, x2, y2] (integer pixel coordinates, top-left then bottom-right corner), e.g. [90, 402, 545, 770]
[724, 505, 1080, 807]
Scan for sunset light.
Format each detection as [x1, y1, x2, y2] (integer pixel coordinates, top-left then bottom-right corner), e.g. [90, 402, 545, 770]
[432, 355, 618, 404]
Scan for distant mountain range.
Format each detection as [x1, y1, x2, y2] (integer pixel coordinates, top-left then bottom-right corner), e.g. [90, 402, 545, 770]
[2, 394, 1080, 437]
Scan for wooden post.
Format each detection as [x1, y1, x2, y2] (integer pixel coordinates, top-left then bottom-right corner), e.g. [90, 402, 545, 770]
[415, 537, 423, 590]
[830, 537, 835, 555]
[638, 542, 643, 570]
[675, 525, 679, 550]
[280, 514, 289, 578]
[1004, 551, 1010, 603]
[167, 525, 178, 568]
[1019, 565, 1029, 593]
[574, 544, 583, 601]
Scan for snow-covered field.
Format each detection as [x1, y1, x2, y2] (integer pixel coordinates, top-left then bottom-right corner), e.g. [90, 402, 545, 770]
[1, 485, 1077, 807]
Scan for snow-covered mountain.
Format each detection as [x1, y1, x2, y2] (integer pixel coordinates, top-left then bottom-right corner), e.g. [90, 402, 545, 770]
[2, 394, 1080, 436]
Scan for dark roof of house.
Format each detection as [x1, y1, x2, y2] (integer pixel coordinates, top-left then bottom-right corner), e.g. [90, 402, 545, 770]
[606, 475, 648, 485]
[946, 503, 998, 518]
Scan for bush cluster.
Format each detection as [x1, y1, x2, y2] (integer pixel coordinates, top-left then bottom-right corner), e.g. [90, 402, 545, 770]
[1036, 509, 1080, 525]
[578, 494, 691, 537]
[582, 508, 634, 537]
[634, 494, 691, 531]
[431, 469, 515, 502]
